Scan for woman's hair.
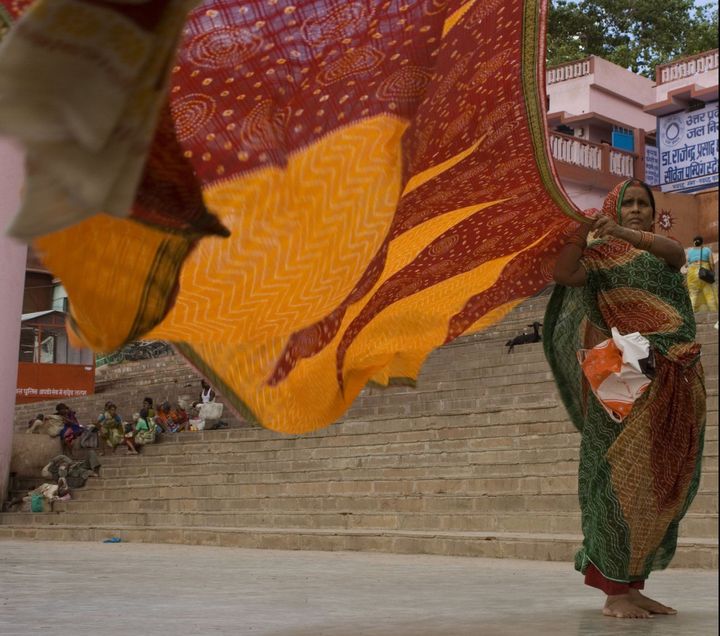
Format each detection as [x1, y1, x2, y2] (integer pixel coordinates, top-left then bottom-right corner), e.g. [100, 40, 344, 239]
[693, 236, 704, 246]
[36, 414, 44, 420]
[625, 179, 656, 218]
[143, 397, 153, 406]
[139, 408, 149, 419]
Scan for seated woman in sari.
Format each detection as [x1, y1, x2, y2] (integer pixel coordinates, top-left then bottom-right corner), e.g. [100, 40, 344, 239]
[55, 403, 84, 455]
[98, 402, 139, 455]
[686, 236, 717, 312]
[141, 397, 156, 421]
[545, 179, 706, 619]
[133, 408, 157, 447]
[155, 400, 189, 433]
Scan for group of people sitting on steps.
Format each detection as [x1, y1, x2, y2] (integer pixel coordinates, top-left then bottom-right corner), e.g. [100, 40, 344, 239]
[27, 380, 226, 457]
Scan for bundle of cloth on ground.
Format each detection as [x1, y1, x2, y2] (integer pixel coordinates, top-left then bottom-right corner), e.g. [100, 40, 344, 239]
[0, 0, 589, 433]
[2, 452, 101, 512]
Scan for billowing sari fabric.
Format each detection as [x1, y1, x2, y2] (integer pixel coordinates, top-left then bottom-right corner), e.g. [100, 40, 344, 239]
[0, 1, 586, 433]
[544, 180, 706, 585]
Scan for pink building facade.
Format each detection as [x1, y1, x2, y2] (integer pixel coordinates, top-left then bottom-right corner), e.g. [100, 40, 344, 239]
[546, 50, 719, 247]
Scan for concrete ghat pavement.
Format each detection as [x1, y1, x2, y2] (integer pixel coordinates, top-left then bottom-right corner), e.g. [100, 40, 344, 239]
[0, 541, 717, 636]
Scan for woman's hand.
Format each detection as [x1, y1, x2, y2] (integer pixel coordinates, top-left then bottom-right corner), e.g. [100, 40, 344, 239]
[591, 213, 621, 239]
[590, 213, 641, 247]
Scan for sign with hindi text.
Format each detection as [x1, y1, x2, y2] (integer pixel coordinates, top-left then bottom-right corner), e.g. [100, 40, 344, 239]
[645, 146, 660, 186]
[658, 101, 719, 193]
[16, 362, 95, 404]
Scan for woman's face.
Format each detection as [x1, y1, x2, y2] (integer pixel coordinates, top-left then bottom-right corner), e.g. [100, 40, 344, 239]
[619, 185, 654, 231]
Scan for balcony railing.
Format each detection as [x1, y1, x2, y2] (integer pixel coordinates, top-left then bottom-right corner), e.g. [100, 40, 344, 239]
[546, 57, 593, 85]
[608, 148, 634, 178]
[656, 49, 719, 85]
[549, 132, 636, 179]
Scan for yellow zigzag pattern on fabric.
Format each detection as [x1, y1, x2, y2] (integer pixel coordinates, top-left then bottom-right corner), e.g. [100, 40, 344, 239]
[150, 116, 408, 344]
[34, 215, 187, 353]
[183, 205, 547, 434]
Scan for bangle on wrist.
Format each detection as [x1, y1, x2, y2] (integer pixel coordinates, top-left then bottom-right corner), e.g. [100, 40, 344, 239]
[636, 230, 654, 251]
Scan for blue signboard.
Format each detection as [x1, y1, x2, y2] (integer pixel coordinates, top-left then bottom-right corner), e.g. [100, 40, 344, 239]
[645, 146, 660, 186]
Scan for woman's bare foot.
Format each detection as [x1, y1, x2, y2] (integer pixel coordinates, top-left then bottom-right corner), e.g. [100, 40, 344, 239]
[603, 594, 652, 619]
[628, 589, 677, 615]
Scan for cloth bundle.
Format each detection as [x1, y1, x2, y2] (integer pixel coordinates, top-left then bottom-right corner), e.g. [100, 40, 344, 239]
[0, 0, 200, 239]
[578, 328, 654, 422]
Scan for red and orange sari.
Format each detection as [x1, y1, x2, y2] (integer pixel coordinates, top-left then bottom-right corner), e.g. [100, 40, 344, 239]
[0, 1, 585, 432]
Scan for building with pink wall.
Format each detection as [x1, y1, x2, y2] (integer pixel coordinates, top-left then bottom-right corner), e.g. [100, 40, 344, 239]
[0, 139, 28, 502]
[546, 49, 718, 246]
[654, 50, 719, 102]
[546, 55, 656, 210]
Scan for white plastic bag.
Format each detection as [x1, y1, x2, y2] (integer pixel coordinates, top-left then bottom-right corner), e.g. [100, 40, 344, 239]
[198, 402, 223, 420]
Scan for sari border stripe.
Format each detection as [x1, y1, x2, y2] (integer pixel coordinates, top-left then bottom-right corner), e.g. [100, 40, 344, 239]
[521, 0, 584, 222]
[126, 238, 190, 344]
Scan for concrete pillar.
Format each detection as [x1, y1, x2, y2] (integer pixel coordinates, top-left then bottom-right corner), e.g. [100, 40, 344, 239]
[0, 139, 27, 503]
[633, 128, 646, 182]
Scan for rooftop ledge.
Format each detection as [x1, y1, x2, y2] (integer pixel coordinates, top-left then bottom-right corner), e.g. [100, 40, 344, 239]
[644, 84, 720, 117]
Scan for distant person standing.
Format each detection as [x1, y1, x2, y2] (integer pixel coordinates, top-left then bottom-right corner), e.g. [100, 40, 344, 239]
[686, 236, 717, 312]
[194, 379, 215, 407]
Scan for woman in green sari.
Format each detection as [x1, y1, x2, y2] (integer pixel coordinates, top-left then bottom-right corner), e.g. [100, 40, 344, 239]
[545, 179, 706, 619]
[133, 408, 157, 447]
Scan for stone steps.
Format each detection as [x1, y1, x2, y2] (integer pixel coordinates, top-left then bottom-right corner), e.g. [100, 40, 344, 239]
[86, 456, 720, 489]
[93, 421, 719, 466]
[2, 509, 715, 538]
[6, 294, 717, 568]
[0, 524, 714, 569]
[49, 472, 718, 506]
[27, 490, 718, 516]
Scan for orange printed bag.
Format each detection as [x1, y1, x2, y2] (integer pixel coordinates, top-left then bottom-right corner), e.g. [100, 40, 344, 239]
[577, 328, 654, 423]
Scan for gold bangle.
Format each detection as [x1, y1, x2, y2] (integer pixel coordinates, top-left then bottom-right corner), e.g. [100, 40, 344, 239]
[637, 231, 655, 251]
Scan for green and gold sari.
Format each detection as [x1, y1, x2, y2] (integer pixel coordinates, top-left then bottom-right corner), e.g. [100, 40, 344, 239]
[544, 181, 706, 585]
